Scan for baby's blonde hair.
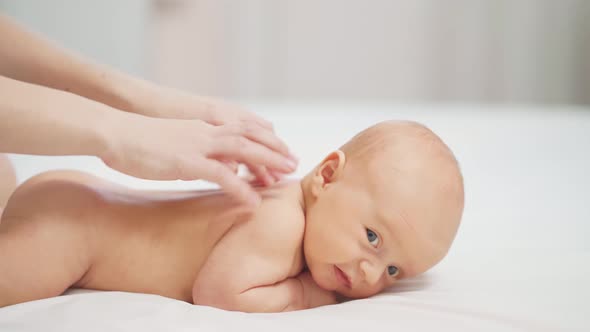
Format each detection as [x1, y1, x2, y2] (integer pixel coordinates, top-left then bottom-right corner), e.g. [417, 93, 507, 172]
[340, 120, 463, 193]
[340, 121, 455, 165]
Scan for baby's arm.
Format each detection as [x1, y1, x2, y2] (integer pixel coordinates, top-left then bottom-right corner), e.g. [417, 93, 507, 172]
[208, 270, 335, 312]
[295, 271, 339, 309]
[192, 199, 337, 312]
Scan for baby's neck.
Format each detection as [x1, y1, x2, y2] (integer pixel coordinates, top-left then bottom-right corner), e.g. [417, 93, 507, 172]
[261, 178, 306, 214]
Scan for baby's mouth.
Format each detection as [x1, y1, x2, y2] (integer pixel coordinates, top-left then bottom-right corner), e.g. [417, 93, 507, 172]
[334, 265, 352, 289]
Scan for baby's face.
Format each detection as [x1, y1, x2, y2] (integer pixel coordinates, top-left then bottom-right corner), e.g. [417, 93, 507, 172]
[303, 179, 401, 298]
[303, 150, 461, 299]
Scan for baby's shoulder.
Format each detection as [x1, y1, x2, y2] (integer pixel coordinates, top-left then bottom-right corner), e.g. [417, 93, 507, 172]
[204, 182, 306, 277]
[248, 193, 305, 251]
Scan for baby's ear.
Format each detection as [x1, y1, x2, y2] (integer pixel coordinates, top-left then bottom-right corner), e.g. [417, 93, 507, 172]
[311, 150, 346, 197]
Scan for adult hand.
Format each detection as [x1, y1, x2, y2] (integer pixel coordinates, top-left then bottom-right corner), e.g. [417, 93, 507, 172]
[128, 84, 296, 185]
[0, 13, 295, 195]
[101, 115, 297, 207]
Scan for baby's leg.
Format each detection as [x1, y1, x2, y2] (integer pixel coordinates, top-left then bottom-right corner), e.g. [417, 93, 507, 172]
[0, 154, 17, 218]
[0, 171, 101, 307]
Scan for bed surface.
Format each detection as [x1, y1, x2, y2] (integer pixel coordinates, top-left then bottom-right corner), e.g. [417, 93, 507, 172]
[1, 103, 589, 331]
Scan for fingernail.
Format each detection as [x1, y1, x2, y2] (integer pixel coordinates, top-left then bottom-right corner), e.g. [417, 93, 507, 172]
[288, 151, 299, 162]
[285, 159, 297, 171]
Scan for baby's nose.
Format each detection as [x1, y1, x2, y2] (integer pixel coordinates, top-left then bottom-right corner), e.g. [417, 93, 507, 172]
[359, 260, 383, 286]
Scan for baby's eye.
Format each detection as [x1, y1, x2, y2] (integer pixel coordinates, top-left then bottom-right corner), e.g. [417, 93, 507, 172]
[366, 228, 379, 247]
[388, 266, 399, 277]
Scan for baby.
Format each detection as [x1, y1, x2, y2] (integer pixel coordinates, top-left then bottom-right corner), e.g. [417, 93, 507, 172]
[0, 120, 464, 312]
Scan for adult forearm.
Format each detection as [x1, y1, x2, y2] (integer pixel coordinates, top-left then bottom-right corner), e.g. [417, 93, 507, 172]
[0, 74, 123, 157]
[0, 14, 150, 115]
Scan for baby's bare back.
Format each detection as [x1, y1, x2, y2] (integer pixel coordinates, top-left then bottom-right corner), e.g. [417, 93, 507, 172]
[0, 170, 250, 306]
[81, 190, 245, 302]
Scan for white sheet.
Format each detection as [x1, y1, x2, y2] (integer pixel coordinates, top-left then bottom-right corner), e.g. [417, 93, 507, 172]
[1, 103, 589, 331]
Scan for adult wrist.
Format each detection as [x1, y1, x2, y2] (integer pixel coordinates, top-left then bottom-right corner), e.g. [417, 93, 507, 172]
[93, 68, 153, 116]
[92, 106, 141, 163]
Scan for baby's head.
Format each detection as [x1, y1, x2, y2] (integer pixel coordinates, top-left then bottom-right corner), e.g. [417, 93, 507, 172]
[300, 120, 464, 299]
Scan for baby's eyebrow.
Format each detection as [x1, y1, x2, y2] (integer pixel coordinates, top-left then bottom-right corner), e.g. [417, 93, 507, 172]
[375, 211, 399, 244]
[375, 211, 417, 277]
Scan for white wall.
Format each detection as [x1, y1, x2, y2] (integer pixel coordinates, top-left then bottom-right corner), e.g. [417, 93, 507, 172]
[0, 0, 150, 78]
[1, 1, 587, 105]
[152, 0, 590, 105]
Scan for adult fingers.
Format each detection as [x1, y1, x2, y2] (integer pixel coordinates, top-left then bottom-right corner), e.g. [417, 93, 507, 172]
[193, 158, 260, 208]
[254, 165, 284, 183]
[268, 169, 284, 182]
[224, 123, 294, 161]
[211, 136, 297, 174]
[247, 164, 275, 187]
[220, 159, 239, 174]
[246, 114, 275, 132]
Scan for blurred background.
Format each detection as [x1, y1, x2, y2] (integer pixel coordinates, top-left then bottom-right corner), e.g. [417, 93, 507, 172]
[2, 0, 590, 273]
[1, 0, 589, 106]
